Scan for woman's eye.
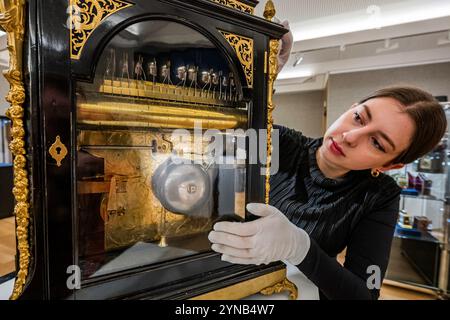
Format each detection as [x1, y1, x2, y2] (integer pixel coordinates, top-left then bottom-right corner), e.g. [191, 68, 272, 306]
[371, 137, 386, 152]
[353, 112, 363, 124]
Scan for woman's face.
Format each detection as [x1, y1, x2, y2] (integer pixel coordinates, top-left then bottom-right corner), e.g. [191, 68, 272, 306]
[319, 97, 415, 172]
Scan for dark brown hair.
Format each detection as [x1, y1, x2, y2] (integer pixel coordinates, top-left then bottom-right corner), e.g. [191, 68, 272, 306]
[359, 86, 447, 165]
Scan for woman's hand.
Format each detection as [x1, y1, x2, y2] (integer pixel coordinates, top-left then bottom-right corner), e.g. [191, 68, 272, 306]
[208, 203, 310, 265]
[278, 20, 294, 73]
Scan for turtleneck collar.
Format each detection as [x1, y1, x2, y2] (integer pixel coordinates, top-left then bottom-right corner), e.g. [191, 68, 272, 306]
[306, 137, 363, 189]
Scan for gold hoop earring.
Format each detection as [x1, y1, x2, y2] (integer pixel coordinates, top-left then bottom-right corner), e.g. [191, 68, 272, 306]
[371, 169, 380, 178]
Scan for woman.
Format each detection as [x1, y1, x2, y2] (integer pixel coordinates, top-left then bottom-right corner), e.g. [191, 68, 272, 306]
[208, 26, 447, 300]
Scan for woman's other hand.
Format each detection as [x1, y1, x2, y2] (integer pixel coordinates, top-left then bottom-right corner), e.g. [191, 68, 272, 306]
[278, 20, 294, 73]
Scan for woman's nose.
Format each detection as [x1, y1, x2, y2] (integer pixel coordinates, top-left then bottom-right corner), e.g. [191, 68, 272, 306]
[342, 129, 363, 147]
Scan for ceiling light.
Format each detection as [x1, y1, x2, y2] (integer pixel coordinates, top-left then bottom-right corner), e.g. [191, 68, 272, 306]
[376, 38, 399, 54]
[277, 69, 313, 80]
[437, 30, 450, 45]
[292, 54, 303, 67]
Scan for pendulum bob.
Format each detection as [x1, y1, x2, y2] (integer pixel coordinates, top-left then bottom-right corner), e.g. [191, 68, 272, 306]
[151, 156, 216, 250]
[152, 158, 212, 216]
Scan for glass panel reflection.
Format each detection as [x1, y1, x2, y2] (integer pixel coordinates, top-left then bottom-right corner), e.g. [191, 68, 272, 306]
[0, 116, 12, 164]
[76, 20, 248, 278]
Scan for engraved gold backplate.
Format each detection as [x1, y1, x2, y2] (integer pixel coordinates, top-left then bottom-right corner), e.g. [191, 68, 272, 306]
[78, 130, 217, 251]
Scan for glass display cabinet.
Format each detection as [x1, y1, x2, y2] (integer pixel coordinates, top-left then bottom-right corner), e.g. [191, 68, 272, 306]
[385, 103, 450, 298]
[1, 0, 294, 299]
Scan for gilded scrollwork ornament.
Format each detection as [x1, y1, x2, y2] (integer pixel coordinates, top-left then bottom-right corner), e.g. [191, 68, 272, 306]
[0, 0, 29, 300]
[260, 278, 299, 300]
[210, 0, 254, 14]
[69, 0, 134, 60]
[219, 30, 253, 88]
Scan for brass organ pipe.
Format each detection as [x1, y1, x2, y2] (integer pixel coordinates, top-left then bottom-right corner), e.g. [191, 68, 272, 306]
[77, 101, 248, 129]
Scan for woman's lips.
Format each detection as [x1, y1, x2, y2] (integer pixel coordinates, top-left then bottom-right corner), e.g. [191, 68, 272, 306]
[329, 138, 346, 157]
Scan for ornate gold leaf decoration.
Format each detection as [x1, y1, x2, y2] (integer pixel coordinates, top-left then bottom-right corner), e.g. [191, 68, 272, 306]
[210, 0, 254, 14]
[219, 30, 253, 88]
[49, 135, 68, 167]
[260, 278, 299, 300]
[263, 0, 276, 21]
[265, 39, 279, 204]
[0, 0, 29, 300]
[69, 0, 133, 60]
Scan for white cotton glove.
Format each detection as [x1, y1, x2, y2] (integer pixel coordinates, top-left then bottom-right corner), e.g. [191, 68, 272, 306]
[277, 20, 294, 73]
[208, 203, 310, 266]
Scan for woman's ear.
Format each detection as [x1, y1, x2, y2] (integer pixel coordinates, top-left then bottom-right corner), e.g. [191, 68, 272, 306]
[378, 163, 405, 172]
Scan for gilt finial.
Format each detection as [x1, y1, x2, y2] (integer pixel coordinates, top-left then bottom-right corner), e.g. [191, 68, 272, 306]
[263, 0, 276, 21]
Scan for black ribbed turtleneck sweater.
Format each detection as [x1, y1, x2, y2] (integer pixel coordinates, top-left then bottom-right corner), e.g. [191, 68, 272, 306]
[269, 125, 401, 300]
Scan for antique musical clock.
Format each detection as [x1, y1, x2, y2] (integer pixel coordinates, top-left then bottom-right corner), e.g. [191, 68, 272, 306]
[1, 0, 296, 299]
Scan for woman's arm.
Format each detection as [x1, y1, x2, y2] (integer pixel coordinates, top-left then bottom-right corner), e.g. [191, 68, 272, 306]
[208, 180, 400, 299]
[297, 190, 400, 300]
[273, 124, 309, 175]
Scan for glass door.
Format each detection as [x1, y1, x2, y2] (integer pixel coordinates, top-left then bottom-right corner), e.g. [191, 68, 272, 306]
[75, 20, 249, 279]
